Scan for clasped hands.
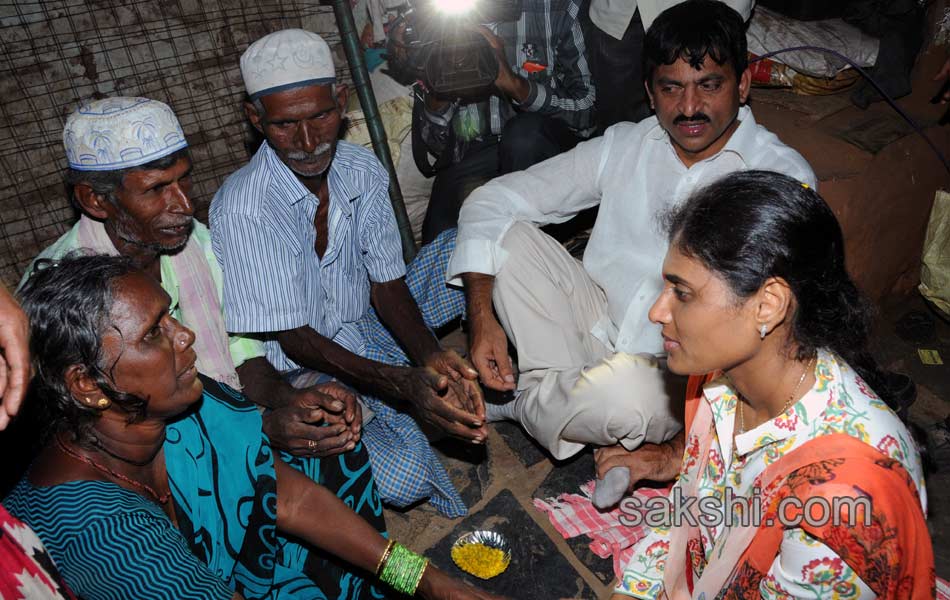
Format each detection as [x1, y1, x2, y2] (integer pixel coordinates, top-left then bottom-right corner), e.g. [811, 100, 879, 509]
[266, 349, 487, 455]
[394, 348, 488, 444]
[264, 380, 363, 457]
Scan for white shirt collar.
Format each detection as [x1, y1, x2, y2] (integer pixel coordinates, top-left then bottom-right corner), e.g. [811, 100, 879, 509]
[702, 348, 837, 459]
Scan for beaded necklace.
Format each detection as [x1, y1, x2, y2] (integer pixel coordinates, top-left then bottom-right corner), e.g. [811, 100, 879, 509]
[56, 436, 171, 505]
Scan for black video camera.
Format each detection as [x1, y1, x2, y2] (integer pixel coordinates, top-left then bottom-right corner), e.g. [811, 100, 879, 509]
[387, 0, 522, 99]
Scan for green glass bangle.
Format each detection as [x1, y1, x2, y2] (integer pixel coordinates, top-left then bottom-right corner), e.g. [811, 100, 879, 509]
[379, 542, 429, 596]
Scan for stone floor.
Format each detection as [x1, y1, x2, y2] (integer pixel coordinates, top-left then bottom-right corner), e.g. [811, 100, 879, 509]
[384, 293, 950, 599]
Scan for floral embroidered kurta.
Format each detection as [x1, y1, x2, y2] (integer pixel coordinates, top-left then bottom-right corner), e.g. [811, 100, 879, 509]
[616, 350, 926, 598]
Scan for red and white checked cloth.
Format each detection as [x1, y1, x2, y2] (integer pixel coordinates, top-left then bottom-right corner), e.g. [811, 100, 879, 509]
[533, 481, 672, 581]
[536, 482, 950, 592]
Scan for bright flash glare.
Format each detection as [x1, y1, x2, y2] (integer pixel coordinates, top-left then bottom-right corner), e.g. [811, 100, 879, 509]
[432, 0, 477, 15]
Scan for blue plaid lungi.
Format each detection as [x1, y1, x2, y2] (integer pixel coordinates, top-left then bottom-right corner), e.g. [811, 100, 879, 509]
[289, 229, 467, 518]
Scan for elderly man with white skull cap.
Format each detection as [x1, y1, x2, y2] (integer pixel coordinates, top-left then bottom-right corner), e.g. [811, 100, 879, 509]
[22, 95, 394, 599]
[210, 29, 486, 519]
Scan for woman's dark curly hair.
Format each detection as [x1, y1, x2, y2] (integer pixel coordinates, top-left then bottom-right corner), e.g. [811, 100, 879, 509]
[667, 170, 897, 407]
[17, 253, 149, 444]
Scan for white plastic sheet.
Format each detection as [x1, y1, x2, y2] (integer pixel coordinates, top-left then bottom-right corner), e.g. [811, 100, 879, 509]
[747, 6, 880, 78]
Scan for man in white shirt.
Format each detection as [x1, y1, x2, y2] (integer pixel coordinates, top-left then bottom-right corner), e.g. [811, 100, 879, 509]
[448, 0, 815, 504]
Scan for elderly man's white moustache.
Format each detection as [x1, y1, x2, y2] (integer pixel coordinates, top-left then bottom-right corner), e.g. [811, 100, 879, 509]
[287, 143, 333, 161]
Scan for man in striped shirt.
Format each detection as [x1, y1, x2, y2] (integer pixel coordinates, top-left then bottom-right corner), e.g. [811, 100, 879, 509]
[210, 29, 486, 516]
[392, 0, 596, 243]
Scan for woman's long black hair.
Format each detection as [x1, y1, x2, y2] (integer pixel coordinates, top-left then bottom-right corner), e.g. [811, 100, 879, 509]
[17, 252, 148, 444]
[667, 170, 900, 408]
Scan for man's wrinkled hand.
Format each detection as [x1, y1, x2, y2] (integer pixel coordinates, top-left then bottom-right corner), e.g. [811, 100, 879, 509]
[309, 380, 362, 437]
[392, 365, 488, 443]
[468, 315, 515, 392]
[264, 387, 361, 457]
[423, 349, 485, 421]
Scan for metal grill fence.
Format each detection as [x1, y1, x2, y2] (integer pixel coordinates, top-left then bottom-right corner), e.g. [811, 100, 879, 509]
[0, 0, 349, 288]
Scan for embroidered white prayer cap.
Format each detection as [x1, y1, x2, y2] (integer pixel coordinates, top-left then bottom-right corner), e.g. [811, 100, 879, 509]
[241, 29, 336, 100]
[63, 97, 187, 172]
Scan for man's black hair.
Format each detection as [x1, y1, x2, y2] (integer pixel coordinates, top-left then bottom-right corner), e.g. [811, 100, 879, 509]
[643, 0, 748, 86]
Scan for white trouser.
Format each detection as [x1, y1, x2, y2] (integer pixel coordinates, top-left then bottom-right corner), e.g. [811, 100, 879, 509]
[493, 222, 684, 460]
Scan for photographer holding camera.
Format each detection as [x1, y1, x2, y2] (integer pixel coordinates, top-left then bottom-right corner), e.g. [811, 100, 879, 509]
[389, 0, 596, 244]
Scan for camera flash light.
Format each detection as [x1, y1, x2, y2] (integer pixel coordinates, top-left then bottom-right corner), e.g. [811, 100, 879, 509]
[432, 0, 478, 16]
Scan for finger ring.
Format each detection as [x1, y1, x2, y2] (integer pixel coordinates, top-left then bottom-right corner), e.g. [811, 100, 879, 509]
[308, 439, 316, 449]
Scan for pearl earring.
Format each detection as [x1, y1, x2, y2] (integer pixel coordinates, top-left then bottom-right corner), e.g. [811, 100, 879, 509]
[759, 324, 768, 339]
[96, 398, 109, 408]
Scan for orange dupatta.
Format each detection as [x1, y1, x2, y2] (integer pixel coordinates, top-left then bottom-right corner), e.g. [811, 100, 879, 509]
[663, 375, 934, 599]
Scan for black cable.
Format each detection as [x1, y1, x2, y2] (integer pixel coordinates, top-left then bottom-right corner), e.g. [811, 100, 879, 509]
[750, 45, 950, 175]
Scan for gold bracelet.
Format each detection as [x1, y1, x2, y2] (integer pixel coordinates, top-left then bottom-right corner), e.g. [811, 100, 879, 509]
[375, 539, 396, 576]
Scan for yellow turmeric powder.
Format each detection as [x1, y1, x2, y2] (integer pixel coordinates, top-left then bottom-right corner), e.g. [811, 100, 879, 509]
[450, 542, 510, 579]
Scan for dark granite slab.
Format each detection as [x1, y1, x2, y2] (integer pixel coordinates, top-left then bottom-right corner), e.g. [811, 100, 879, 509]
[491, 420, 550, 467]
[533, 448, 595, 501]
[428, 489, 597, 599]
[432, 438, 491, 508]
[563, 536, 615, 587]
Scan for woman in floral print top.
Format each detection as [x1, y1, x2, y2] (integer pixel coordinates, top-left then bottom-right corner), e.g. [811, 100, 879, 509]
[611, 171, 933, 599]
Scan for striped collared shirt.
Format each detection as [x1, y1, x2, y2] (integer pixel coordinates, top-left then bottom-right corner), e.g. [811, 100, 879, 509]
[210, 141, 405, 371]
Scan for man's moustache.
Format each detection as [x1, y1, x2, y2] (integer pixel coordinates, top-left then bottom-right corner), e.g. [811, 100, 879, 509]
[287, 144, 332, 161]
[115, 221, 191, 248]
[673, 114, 711, 124]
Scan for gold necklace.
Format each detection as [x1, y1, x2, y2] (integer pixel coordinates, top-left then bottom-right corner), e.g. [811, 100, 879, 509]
[737, 356, 816, 435]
